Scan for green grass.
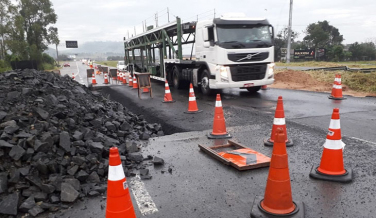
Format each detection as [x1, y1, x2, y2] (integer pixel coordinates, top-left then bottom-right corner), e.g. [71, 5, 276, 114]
[288, 69, 376, 93]
[276, 61, 376, 68]
[96, 61, 117, 68]
[42, 63, 62, 71]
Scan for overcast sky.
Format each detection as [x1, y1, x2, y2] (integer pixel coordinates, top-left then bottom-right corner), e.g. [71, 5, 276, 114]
[51, 0, 376, 48]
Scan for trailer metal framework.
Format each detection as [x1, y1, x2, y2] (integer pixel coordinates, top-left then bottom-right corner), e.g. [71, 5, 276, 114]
[124, 17, 196, 81]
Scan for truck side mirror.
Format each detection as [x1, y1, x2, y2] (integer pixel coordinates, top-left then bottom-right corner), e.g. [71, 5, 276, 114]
[203, 41, 210, 48]
[202, 27, 209, 41]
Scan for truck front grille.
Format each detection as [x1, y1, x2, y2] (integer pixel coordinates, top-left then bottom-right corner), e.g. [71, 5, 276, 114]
[228, 52, 269, 62]
[229, 64, 267, 82]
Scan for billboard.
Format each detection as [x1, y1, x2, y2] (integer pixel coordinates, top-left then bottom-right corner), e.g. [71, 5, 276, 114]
[66, 41, 78, 48]
[294, 49, 315, 60]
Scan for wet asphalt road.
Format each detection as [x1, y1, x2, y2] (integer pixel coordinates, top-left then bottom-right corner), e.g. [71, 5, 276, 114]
[56, 62, 376, 218]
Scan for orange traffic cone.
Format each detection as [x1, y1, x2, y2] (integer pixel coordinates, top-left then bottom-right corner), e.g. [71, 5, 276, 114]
[251, 128, 304, 217]
[103, 73, 109, 84]
[264, 96, 294, 147]
[132, 75, 138, 89]
[117, 70, 120, 81]
[207, 94, 231, 139]
[184, 83, 202, 114]
[106, 147, 137, 218]
[72, 72, 75, 80]
[264, 96, 293, 147]
[329, 74, 346, 100]
[162, 80, 175, 103]
[119, 72, 124, 83]
[128, 74, 133, 87]
[122, 73, 127, 85]
[92, 72, 97, 85]
[310, 108, 353, 183]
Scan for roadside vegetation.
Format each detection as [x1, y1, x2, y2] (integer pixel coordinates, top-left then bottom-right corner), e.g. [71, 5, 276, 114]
[275, 69, 376, 94]
[276, 61, 376, 68]
[96, 61, 118, 68]
[0, 0, 60, 73]
[275, 21, 376, 63]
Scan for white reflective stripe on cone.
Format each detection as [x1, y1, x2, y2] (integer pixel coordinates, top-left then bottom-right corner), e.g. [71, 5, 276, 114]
[108, 164, 126, 181]
[215, 101, 222, 107]
[189, 97, 196, 101]
[329, 119, 341, 129]
[165, 83, 169, 87]
[333, 85, 342, 89]
[323, 139, 346, 150]
[165, 90, 170, 93]
[273, 118, 286, 125]
[189, 88, 194, 92]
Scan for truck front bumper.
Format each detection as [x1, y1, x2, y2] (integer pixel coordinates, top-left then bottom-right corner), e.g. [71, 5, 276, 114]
[209, 78, 274, 89]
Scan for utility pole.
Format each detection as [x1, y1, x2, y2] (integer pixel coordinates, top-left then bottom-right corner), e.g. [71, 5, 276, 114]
[155, 13, 158, 27]
[167, 7, 170, 22]
[286, 0, 293, 63]
[142, 21, 145, 32]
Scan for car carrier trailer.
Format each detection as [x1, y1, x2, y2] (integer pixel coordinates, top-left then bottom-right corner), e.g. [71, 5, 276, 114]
[123, 13, 275, 94]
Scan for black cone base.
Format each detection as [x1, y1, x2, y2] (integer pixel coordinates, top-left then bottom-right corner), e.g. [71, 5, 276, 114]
[207, 132, 232, 139]
[184, 110, 203, 114]
[250, 196, 305, 218]
[162, 100, 176, 103]
[309, 166, 353, 183]
[264, 138, 294, 147]
[328, 96, 346, 100]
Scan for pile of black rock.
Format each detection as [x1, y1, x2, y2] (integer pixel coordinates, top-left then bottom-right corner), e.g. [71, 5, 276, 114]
[0, 69, 164, 217]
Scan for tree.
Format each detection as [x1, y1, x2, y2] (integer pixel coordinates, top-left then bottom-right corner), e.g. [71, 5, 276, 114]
[349, 42, 376, 61]
[48, 26, 59, 65]
[303, 20, 343, 48]
[19, 0, 57, 51]
[0, 0, 12, 60]
[274, 27, 299, 61]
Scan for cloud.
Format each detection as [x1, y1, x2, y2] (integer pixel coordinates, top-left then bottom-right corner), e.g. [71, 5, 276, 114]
[50, 0, 376, 46]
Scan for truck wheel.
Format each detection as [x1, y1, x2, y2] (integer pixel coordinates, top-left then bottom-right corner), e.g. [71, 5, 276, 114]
[173, 67, 183, 89]
[200, 70, 212, 95]
[246, 86, 261, 93]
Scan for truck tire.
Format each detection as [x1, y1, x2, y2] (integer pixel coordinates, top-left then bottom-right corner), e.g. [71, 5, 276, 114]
[246, 86, 261, 93]
[173, 67, 183, 89]
[200, 70, 212, 95]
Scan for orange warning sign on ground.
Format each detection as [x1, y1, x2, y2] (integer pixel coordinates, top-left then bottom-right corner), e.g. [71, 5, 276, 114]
[198, 140, 270, 170]
[218, 148, 270, 167]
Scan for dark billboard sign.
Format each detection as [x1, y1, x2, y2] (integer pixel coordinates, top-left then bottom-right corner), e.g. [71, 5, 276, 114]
[294, 49, 315, 60]
[66, 41, 78, 48]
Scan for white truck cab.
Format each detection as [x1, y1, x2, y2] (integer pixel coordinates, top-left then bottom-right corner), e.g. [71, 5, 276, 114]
[195, 13, 275, 93]
[117, 61, 127, 71]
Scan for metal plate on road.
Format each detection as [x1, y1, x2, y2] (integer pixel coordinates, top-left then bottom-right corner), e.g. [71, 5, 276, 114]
[86, 69, 94, 77]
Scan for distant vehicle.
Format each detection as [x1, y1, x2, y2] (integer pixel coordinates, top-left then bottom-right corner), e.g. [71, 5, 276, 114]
[63, 63, 70, 67]
[117, 61, 127, 71]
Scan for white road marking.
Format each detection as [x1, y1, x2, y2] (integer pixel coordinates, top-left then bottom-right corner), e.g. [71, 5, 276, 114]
[75, 61, 85, 85]
[129, 175, 158, 216]
[348, 136, 376, 146]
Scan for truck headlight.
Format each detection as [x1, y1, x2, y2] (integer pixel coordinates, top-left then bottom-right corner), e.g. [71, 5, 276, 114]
[220, 66, 228, 78]
[267, 63, 275, 79]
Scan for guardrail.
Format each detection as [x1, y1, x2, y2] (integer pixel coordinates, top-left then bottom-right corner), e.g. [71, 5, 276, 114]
[304, 66, 376, 73]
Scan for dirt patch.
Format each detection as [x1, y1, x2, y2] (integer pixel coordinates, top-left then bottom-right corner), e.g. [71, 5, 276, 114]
[271, 70, 376, 97]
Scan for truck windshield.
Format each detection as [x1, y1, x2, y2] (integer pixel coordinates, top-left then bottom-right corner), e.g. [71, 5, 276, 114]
[216, 25, 273, 49]
[118, 61, 125, 65]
